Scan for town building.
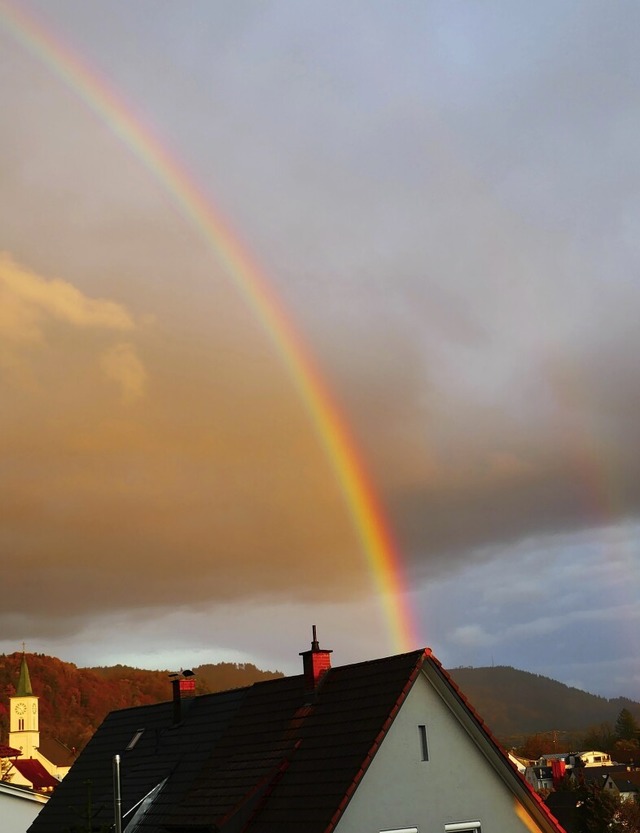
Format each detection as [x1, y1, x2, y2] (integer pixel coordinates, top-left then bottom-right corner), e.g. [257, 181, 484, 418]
[526, 750, 619, 792]
[3, 654, 73, 790]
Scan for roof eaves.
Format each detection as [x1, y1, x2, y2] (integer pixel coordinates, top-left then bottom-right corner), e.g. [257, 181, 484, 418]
[322, 648, 429, 833]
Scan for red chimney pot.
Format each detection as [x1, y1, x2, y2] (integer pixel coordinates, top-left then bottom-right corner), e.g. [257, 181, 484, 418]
[299, 625, 332, 691]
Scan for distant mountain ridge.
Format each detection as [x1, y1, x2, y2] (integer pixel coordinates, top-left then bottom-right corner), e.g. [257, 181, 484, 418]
[3, 653, 639, 755]
[448, 665, 640, 744]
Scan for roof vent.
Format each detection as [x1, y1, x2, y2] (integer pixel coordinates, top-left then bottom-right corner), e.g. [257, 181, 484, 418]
[299, 625, 332, 692]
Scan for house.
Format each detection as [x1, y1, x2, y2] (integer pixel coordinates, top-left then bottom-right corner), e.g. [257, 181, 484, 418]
[565, 765, 640, 801]
[565, 764, 628, 791]
[575, 750, 613, 767]
[508, 753, 527, 774]
[526, 750, 622, 793]
[526, 765, 554, 792]
[2, 653, 74, 790]
[28, 632, 566, 833]
[527, 755, 574, 792]
[0, 780, 49, 833]
[610, 773, 640, 802]
[537, 753, 578, 770]
[544, 766, 640, 833]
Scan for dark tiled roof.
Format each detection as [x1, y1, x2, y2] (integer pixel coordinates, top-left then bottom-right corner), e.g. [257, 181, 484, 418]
[616, 769, 640, 787]
[37, 736, 77, 768]
[573, 766, 617, 786]
[0, 743, 22, 757]
[29, 647, 565, 833]
[29, 685, 248, 833]
[10, 758, 59, 790]
[170, 649, 426, 833]
[29, 650, 425, 833]
[611, 776, 640, 793]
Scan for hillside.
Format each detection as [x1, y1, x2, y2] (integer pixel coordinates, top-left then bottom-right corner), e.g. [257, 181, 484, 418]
[4, 654, 640, 756]
[0, 652, 282, 752]
[448, 665, 640, 745]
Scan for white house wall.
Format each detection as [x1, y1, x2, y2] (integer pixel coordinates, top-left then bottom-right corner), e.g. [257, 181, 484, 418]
[0, 784, 48, 833]
[334, 670, 547, 833]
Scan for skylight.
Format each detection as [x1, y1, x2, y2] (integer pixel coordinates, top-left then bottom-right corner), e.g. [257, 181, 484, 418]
[125, 729, 144, 751]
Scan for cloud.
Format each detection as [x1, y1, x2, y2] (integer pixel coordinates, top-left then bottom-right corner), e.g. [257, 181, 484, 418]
[1, 1, 640, 696]
[100, 341, 147, 402]
[0, 252, 134, 341]
[417, 522, 640, 697]
[0, 253, 145, 399]
[449, 625, 494, 650]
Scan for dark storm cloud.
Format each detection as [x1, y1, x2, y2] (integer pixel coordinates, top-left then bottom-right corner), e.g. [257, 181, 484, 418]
[1, 1, 640, 688]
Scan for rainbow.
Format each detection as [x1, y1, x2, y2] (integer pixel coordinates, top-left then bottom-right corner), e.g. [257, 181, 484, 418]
[0, 0, 419, 652]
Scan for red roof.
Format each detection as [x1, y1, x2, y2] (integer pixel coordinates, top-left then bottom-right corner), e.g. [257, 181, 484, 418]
[10, 758, 59, 790]
[0, 743, 22, 757]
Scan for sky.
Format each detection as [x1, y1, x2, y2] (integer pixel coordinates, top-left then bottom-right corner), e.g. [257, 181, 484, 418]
[1, 0, 640, 701]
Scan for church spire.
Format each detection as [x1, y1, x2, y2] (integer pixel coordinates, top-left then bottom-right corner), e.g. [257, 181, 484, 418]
[16, 652, 33, 696]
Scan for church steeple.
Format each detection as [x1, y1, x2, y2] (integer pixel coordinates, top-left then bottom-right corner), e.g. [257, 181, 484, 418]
[5, 651, 71, 787]
[17, 653, 33, 696]
[10, 651, 39, 757]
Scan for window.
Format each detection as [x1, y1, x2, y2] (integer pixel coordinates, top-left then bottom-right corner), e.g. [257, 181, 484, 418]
[418, 724, 428, 761]
[380, 828, 418, 833]
[444, 823, 481, 833]
[18, 719, 24, 731]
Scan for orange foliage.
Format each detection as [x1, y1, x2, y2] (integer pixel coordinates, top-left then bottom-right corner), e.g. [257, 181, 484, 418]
[0, 652, 282, 752]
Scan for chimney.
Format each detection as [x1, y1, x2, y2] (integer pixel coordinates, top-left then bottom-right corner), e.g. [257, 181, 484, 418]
[551, 758, 566, 788]
[170, 670, 196, 725]
[299, 625, 332, 691]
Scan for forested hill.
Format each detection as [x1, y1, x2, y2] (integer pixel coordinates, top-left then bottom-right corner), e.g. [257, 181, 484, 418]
[448, 665, 640, 743]
[4, 654, 640, 756]
[0, 653, 282, 752]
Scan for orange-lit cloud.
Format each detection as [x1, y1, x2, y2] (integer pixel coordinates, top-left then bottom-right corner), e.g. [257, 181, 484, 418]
[0, 252, 134, 339]
[0, 253, 146, 400]
[99, 341, 147, 402]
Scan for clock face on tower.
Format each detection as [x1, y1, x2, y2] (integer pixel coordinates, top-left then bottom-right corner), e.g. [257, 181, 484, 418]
[15, 703, 26, 715]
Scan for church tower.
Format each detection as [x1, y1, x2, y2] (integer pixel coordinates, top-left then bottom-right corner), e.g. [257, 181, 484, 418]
[9, 653, 40, 758]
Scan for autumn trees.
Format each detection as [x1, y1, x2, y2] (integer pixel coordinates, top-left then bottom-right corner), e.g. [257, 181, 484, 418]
[0, 652, 282, 753]
[519, 708, 640, 762]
